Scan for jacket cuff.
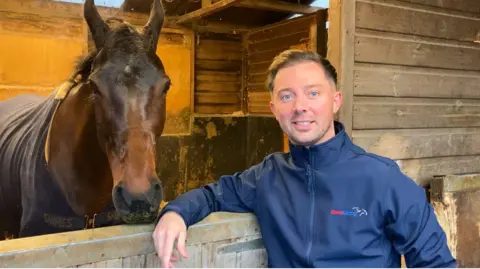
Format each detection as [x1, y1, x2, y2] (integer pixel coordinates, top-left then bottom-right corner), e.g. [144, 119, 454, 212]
[155, 204, 190, 228]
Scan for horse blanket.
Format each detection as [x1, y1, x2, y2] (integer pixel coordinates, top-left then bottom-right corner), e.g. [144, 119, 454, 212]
[0, 87, 120, 239]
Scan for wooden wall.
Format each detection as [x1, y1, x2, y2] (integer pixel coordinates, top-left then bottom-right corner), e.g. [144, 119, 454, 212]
[244, 12, 328, 116]
[330, 0, 480, 187]
[194, 32, 243, 114]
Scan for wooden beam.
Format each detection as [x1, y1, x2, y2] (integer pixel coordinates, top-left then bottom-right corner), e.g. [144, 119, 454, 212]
[192, 20, 254, 34]
[202, 0, 213, 8]
[176, 0, 245, 24]
[237, 0, 323, 14]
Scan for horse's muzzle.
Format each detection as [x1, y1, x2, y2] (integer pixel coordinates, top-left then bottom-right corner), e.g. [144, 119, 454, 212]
[112, 178, 163, 224]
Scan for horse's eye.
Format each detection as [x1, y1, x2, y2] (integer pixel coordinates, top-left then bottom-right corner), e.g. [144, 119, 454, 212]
[163, 80, 171, 94]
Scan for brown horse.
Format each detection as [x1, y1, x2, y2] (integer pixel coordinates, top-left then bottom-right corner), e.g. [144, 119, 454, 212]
[0, 0, 169, 239]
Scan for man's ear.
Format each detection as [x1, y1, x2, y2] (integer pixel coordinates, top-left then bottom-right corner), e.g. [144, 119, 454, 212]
[333, 90, 343, 114]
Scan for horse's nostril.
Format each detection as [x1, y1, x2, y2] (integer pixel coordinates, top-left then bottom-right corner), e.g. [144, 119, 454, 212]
[117, 186, 123, 194]
[154, 183, 161, 191]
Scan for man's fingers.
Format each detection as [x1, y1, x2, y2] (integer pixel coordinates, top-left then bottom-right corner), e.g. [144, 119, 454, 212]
[176, 231, 188, 258]
[170, 252, 179, 262]
[161, 231, 177, 268]
[154, 229, 166, 259]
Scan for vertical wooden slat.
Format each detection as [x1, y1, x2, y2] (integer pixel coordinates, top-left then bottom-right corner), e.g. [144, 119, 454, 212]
[328, 0, 356, 135]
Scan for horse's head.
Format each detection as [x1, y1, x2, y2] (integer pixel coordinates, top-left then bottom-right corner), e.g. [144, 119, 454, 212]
[81, 0, 168, 223]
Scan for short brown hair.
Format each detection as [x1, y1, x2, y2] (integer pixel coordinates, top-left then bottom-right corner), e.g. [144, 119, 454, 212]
[265, 49, 337, 93]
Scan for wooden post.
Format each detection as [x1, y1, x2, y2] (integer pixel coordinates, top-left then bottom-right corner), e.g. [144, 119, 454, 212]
[327, 0, 355, 136]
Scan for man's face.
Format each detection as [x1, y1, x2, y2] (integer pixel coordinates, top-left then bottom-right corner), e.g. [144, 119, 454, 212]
[269, 61, 342, 146]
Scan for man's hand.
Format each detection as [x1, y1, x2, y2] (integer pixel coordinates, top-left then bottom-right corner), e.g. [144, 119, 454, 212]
[152, 212, 188, 268]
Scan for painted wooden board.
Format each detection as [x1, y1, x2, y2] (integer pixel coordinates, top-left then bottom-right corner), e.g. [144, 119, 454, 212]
[355, 29, 480, 71]
[352, 128, 480, 160]
[353, 96, 480, 129]
[396, 155, 480, 186]
[0, 212, 265, 268]
[353, 63, 480, 99]
[356, 0, 480, 42]
[401, 0, 480, 14]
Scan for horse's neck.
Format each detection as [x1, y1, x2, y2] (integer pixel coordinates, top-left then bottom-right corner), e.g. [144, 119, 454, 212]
[47, 84, 113, 216]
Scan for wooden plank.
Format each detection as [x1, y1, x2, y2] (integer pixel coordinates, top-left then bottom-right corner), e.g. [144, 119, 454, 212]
[121, 254, 146, 267]
[248, 48, 295, 64]
[354, 63, 480, 98]
[248, 92, 272, 114]
[247, 83, 268, 93]
[356, 0, 480, 42]
[353, 96, 480, 129]
[245, 15, 314, 43]
[197, 39, 242, 61]
[430, 173, 480, 267]
[176, 0, 245, 24]
[196, 81, 240, 92]
[197, 71, 240, 82]
[0, 11, 83, 39]
[248, 73, 266, 84]
[355, 28, 480, 71]
[432, 174, 480, 194]
[0, 212, 260, 267]
[195, 59, 241, 71]
[248, 105, 272, 114]
[401, 0, 480, 14]
[328, 0, 356, 135]
[248, 62, 271, 75]
[237, 0, 323, 14]
[247, 30, 310, 54]
[195, 92, 240, 104]
[199, 39, 242, 54]
[396, 155, 480, 186]
[248, 92, 271, 102]
[352, 127, 480, 160]
[195, 104, 241, 114]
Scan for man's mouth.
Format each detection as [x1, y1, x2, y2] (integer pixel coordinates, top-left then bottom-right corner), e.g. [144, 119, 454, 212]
[293, 121, 314, 126]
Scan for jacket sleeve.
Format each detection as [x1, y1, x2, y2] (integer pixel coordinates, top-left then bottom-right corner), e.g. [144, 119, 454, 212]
[383, 165, 456, 268]
[156, 159, 268, 228]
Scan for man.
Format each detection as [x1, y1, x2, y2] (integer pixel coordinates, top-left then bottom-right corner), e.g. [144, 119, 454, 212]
[152, 50, 456, 268]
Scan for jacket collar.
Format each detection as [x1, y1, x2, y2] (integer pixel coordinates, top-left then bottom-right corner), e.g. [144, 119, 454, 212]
[288, 121, 351, 169]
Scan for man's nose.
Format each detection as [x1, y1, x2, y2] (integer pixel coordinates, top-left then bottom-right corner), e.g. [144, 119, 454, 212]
[293, 96, 308, 112]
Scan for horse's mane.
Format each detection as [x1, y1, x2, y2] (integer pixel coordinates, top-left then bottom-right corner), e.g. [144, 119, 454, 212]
[71, 52, 97, 83]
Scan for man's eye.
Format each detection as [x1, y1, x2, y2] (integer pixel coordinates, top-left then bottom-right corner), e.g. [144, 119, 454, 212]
[281, 95, 291, 100]
[310, 91, 319, 97]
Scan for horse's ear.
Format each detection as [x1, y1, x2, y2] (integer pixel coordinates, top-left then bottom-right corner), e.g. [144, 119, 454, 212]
[143, 0, 165, 54]
[84, 0, 110, 49]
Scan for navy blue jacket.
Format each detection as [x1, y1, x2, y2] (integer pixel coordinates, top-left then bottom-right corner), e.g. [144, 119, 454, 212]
[158, 121, 456, 268]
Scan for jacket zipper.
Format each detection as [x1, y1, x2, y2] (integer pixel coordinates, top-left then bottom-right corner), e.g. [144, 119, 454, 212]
[305, 153, 315, 265]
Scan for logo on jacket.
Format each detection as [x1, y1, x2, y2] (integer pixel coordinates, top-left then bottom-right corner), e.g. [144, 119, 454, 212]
[331, 207, 368, 217]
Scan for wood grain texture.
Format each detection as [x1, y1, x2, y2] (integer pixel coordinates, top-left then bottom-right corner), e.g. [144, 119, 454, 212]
[396, 155, 480, 186]
[0, 213, 264, 267]
[353, 63, 480, 98]
[194, 33, 242, 114]
[328, 0, 356, 136]
[399, 0, 480, 14]
[355, 29, 480, 71]
[356, 0, 480, 42]
[353, 96, 480, 129]
[353, 128, 480, 159]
